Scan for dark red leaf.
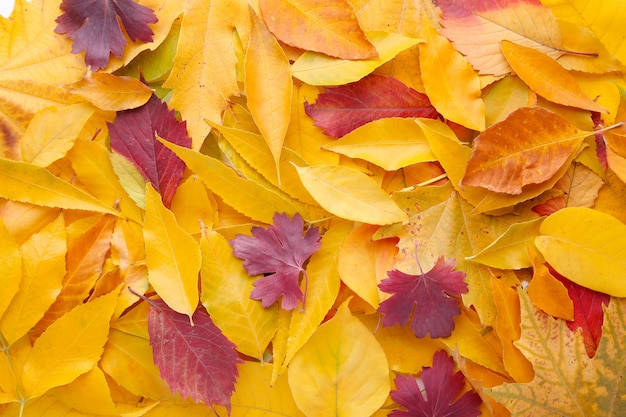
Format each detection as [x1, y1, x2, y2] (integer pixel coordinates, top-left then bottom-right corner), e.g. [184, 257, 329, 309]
[592, 111, 609, 171]
[550, 266, 610, 358]
[55, 0, 157, 70]
[304, 74, 438, 138]
[378, 257, 467, 338]
[108, 91, 191, 208]
[390, 350, 482, 417]
[230, 212, 321, 311]
[148, 299, 242, 412]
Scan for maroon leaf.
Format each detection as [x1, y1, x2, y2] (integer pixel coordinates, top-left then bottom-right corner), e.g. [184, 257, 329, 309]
[550, 266, 610, 358]
[304, 74, 438, 138]
[592, 111, 609, 171]
[108, 90, 191, 208]
[390, 350, 482, 417]
[230, 212, 321, 311]
[55, 0, 158, 70]
[148, 299, 242, 412]
[378, 257, 467, 338]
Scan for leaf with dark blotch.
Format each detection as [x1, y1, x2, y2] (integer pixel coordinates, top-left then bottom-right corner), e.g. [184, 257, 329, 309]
[148, 299, 242, 412]
[390, 350, 482, 417]
[108, 92, 192, 208]
[230, 213, 321, 311]
[305, 74, 438, 138]
[55, 0, 158, 70]
[378, 257, 468, 338]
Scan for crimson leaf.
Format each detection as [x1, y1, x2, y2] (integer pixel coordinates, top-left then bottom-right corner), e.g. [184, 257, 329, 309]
[55, 0, 158, 70]
[378, 257, 467, 338]
[108, 89, 191, 208]
[230, 212, 321, 311]
[304, 74, 438, 138]
[148, 299, 242, 412]
[390, 350, 482, 417]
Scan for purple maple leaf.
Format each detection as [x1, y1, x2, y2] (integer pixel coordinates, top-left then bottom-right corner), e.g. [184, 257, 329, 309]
[378, 257, 468, 338]
[148, 299, 243, 412]
[390, 350, 482, 417]
[55, 0, 158, 70]
[108, 90, 192, 208]
[230, 212, 321, 311]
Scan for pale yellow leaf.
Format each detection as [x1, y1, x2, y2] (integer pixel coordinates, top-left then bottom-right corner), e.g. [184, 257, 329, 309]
[108, 151, 147, 210]
[66, 73, 153, 111]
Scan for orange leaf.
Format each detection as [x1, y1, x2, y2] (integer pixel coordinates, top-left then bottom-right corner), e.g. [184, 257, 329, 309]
[260, 0, 377, 59]
[462, 107, 588, 195]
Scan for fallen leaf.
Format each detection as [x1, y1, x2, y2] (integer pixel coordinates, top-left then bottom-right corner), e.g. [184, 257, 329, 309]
[389, 350, 482, 417]
[66, 73, 153, 111]
[378, 257, 468, 338]
[304, 74, 437, 138]
[0, 221, 20, 322]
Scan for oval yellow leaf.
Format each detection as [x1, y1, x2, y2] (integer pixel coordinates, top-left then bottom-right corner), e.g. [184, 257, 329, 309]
[288, 301, 390, 417]
[144, 183, 200, 321]
[535, 207, 626, 296]
[294, 164, 407, 225]
[67, 73, 153, 111]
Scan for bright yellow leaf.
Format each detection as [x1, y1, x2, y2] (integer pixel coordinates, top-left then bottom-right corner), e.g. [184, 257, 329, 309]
[169, 175, 216, 235]
[66, 73, 153, 111]
[48, 367, 119, 416]
[484, 75, 534, 127]
[144, 183, 201, 321]
[288, 300, 390, 417]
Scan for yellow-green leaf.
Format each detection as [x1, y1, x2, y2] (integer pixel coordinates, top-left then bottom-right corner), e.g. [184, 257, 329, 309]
[288, 300, 390, 417]
[108, 150, 147, 210]
[21, 288, 119, 399]
[535, 207, 626, 297]
[144, 183, 201, 320]
[294, 164, 407, 225]
[0, 221, 20, 321]
[66, 73, 153, 111]
[291, 31, 422, 86]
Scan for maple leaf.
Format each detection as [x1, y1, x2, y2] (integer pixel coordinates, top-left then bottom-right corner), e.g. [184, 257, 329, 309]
[55, 0, 158, 70]
[148, 299, 242, 412]
[108, 89, 192, 208]
[378, 257, 468, 338]
[304, 74, 438, 138]
[389, 350, 482, 417]
[230, 212, 321, 311]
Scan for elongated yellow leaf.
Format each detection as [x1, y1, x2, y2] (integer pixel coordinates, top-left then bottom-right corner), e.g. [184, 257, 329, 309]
[200, 228, 277, 359]
[535, 207, 626, 296]
[294, 164, 407, 225]
[288, 300, 390, 417]
[245, 12, 292, 175]
[21, 103, 94, 167]
[291, 31, 422, 86]
[0, 221, 20, 321]
[21, 288, 119, 399]
[0, 158, 121, 216]
[144, 184, 201, 321]
[66, 73, 153, 111]
[323, 118, 436, 170]
[0, 214, 66, 346]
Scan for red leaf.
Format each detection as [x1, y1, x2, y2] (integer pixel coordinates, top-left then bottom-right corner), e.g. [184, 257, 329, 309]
[304, 74, 438, 138]
[390, 350, 482, 417]
[148, 299, 242, 412]
[378, 257, 468, 338]
[550, 267, 610, 358]
[230, 212, 321, 311]
[55, 0, 157, 70]
[108, 91, 191, 208]
[592, 111, 609, 171]
[531, 195, 566, 217]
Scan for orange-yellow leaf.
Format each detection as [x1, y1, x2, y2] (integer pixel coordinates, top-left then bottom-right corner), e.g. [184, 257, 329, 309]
[260, 0, 377, 59]
[48, 367, 118, 416]
[501, 41, 607, 113]
[527, 248, 574, 321]
[66, 73, 153, 111]
[169, 175, 216, 235]
[0, 221, 20, 321]
[462, 107, 588, 195]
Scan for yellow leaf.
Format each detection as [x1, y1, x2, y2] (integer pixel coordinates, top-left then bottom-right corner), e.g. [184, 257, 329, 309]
[108, 151, 147, 211]
[0, 158, 121, 216]
[0, 214, 65, 346]
[245, 12, 292, 175]
[291, 31, 422, 86]
[48, 367, 119, 416]
[0, 201, 60, 246]
[144, 183, 201, 321]
[200, 228, 277, 359]
[323, 118, 436, 170]
[535, 207, 626, 297]
[21, 288, 119, 399]
[0, 221, 20, 323]
[288, 300, 390, 417]
[169, 175, 216, 235]
[66, 73, 153, 111]
[419, 18, 485, 131]
[501, 41, 607, 113]
[294, 164, 407, 225]
[484, 75, 534, 127]
[20, 103, 94, 167]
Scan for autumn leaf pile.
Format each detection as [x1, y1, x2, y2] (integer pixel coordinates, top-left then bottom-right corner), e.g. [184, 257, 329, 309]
[4, 0, 626, 415]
